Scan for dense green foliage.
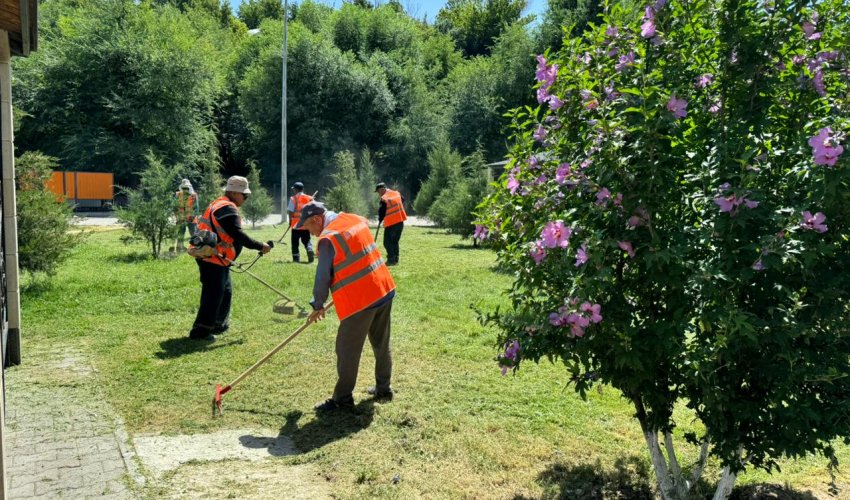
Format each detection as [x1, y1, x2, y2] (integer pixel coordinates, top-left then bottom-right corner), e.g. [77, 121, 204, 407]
[241, 162, 274, 227]
[480, 0, 850, 497]
[13, 0, 595, 207]
[15, 152, 82, 276]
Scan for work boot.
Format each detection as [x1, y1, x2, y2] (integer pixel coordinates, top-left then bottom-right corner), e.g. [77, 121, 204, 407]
[307, 250, 315, 263]
[314, 395, 355, 412]
[365, 386, 393, 401]
[293, 255, 300, 263]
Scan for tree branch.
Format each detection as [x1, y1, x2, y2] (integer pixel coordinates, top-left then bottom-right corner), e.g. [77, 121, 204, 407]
[689, 438, 710, 488]
[664, 431, 688, 498]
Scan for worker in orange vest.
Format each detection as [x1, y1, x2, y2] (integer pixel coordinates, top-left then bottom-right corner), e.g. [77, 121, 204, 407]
[174, 179, 199, 251]
[188, 176, 271, 341]
[286, 181, 314, 263]
[375, 182, 407, 266]
[296, 201, 396, 411]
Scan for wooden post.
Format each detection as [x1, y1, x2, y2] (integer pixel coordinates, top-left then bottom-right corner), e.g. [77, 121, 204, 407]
[0, 27, 14, 500]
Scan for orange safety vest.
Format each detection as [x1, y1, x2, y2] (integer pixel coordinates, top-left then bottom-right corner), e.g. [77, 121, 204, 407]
[176, 191, 198, 222]
[289, 193, 314, 228]
[319, 213, 396, 321]
[194, 196, 238, 267]
[381, 189, 407, 227]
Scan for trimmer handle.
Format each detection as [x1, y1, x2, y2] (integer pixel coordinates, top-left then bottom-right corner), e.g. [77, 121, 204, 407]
[258, 240, 274, 256]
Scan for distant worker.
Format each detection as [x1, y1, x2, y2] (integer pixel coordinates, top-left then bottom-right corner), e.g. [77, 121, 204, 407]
[174, 179, 199, 252]
[375, 182, 407, 266]
[188, 176, 271, 341]
[287, 181, 314, 263]
[296, 201, 396, 411]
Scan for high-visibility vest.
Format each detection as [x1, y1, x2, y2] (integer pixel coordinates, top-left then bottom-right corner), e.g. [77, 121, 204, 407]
[289, 193, 314, 228]
[319, 213, 396, 320]
[176, 191, 197, 222]
[194, 196, 238, 267]
[381, 189, 407, 227]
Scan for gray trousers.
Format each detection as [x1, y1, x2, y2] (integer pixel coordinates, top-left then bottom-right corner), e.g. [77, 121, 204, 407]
[332, 298, 393, 401]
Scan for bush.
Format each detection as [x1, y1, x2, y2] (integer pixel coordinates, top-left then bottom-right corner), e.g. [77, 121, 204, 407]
[428, 150, 491, 238]
[413, 140, 462, 215]
[357, 148, 379, 219]
[480, 0, 850, 498]
[325, 150, 368, 215]
[15, 152, 83, 276]
[241, 161, 274, 228]
[116, 156, 180, 258]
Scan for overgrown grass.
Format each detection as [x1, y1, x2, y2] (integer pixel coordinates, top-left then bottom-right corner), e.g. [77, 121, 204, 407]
[20, 226, 845, 498]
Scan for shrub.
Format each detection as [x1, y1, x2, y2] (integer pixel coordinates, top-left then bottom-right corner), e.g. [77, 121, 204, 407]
[116, 155, 180, 258]
[413, 140, 462, 215]
[15, 152, 83, 276]
[479, 0, 850, 498]
[241, 161, 274, 228]
[325, 150, 368, 215]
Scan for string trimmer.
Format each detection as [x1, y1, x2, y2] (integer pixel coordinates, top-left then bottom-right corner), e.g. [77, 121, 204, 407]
[227, 242, 308, 317]
[212, 301, 334, 417]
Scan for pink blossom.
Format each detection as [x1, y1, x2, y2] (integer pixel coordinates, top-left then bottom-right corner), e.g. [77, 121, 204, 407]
[604, 86, 620, 101]
[615, 51, 636, 72]
[618, 241, 635, 258]
[535, 55, 549, 81]
[605, 25, 619, 38]
[641, 20, 656, 38]
[708, 101, 722, 114]
[812, 71, 826, 96]
[802, 21, 821, 40]
[581, 302, 603, 323]
[808, 127, 845, 166]
[695, 73, 713, 89]
[800, 211, 828, 233]
[579, 52, 592, 64]
[548, 95, 564, 109]
[667, 95, 688, 119]
[596, 187, 611, 205]
[530, 240, 547, 264]
[714, 196, 735, 212]
[792, 55, 806, 65]
[555, 163, 571, 184]
[651, 35, 664, 46]
[752, 259, 765, 271]
[507, 174, 520, 194]
[644, 5, 655, 20]
[536, 86, 550, 104]
[473, 224, 489, 241]
[654, 0, 667, 10]
[575, 244, 588, 267]
[528, 155, 540, 169]
[533, 174, 547, 185]
[584, 99, 599, 110]
[533, 125, 547, 142]
[613, 193, 623, 207]
[540, 221, 572, 249]
[627, 215, 643, 227]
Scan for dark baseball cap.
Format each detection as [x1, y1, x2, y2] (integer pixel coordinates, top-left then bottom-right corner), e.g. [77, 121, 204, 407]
[295, 201, 327, 228]
[375, 182, 387, 192]
[291, 181, 304, 190]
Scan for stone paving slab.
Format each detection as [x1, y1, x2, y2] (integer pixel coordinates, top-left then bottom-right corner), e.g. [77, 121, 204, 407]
[5, 348, 140, 499]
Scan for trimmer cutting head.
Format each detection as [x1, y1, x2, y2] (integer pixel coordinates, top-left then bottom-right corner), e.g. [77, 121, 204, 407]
[273, 299, 297, 315]
[212, 383, 231, 417]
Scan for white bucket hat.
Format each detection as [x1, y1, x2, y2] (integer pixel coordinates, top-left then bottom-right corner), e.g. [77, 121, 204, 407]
[224, 176, 251, 194]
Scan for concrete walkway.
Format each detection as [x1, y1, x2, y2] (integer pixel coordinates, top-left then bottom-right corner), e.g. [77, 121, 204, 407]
[5, 347, 141, 499]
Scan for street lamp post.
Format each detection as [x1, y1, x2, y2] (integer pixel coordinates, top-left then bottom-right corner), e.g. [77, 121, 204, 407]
[281, 0, 288, 225]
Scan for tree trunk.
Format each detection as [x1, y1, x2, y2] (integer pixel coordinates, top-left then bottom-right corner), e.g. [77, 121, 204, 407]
[632, 395, 681, 500]
[712, 465, 737, 500]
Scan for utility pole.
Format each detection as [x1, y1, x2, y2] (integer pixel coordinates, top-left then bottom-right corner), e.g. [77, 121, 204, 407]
[280, 0, 288, 224]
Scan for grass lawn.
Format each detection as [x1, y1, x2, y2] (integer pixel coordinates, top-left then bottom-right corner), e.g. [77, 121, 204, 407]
[20, 225, 846, 498]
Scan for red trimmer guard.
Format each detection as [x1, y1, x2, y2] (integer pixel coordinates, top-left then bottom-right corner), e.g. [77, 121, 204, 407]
[212, 384, 232, 417]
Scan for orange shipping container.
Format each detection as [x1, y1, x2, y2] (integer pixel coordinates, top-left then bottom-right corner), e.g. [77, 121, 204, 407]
[45, 171, 114, 204]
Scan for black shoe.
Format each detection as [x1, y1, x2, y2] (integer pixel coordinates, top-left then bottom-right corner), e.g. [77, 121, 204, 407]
[293, 255, 300, 263]
[307, 251, 315, 263]
[366, 386, 393, 400]
[189, 333, 215, 341]
[212, 324, 229, 335]
[314, 395, 355, 412]
[189, 327, 216, 341]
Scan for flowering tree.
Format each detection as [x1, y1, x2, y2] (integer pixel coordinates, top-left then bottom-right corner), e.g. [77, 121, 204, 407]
[479, 0, 850, 498]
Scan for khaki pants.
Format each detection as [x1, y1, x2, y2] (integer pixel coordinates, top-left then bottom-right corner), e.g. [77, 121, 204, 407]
[332, 299, 393, 400]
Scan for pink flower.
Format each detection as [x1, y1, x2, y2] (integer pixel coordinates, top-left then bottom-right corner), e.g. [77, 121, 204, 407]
[528, 155, 540, 169]
[613, 192, 623, 207]
[605, 25, 619, 38]
[575, 244, 588, 267]
[548, 95, 564, 109]
[534, 125, 548, 142]
[800, 211, 827, 233]
[627, 215, 643, 227]
[581, 302, 603, 323]
[579, 52, 592, 64]
[535, 55, 549, 81]
[714, 196, 735, 212]
[618, 241, 635, 258]
[507, 174, 520, 195]
[752, 259, 765, 271]
[555, 163, 571, 184]
[473, 224, 489, 241]
[615, 51, 636, 72]
[644, 5, 655, 20]
[536, 86, 550, 104]
[695, 73, 713, 89]
[808, 127, 845, 166]
[584, 99, 599, 110]
[540, 221, 572, 249]
[503, 340, 520, 360]
[641, 20, 656, 38]
[802, 21, 821, 40]
[530, 240, 547, 264]
[596, 187, 611, 205]
[708, 101, 722, 114]
[604, 86, 620, 101]
[667, 95, 688, 119]
[812, 71, 826, 96]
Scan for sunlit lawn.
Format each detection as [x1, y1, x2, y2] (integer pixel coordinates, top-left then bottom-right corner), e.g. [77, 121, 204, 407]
[20, 224, 846, 498]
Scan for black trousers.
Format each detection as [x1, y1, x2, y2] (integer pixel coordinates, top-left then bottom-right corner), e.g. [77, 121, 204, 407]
[190, 260, 232, 338]
[383, 222, 403, 264]
[333, 299, 393, 400]
[291, 228, 313, 259]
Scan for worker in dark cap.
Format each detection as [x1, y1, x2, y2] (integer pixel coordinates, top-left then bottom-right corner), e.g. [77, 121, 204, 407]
[297, 201, 397, 411]
[375, 183, 407, 266]
[287, 181, 314, 263]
